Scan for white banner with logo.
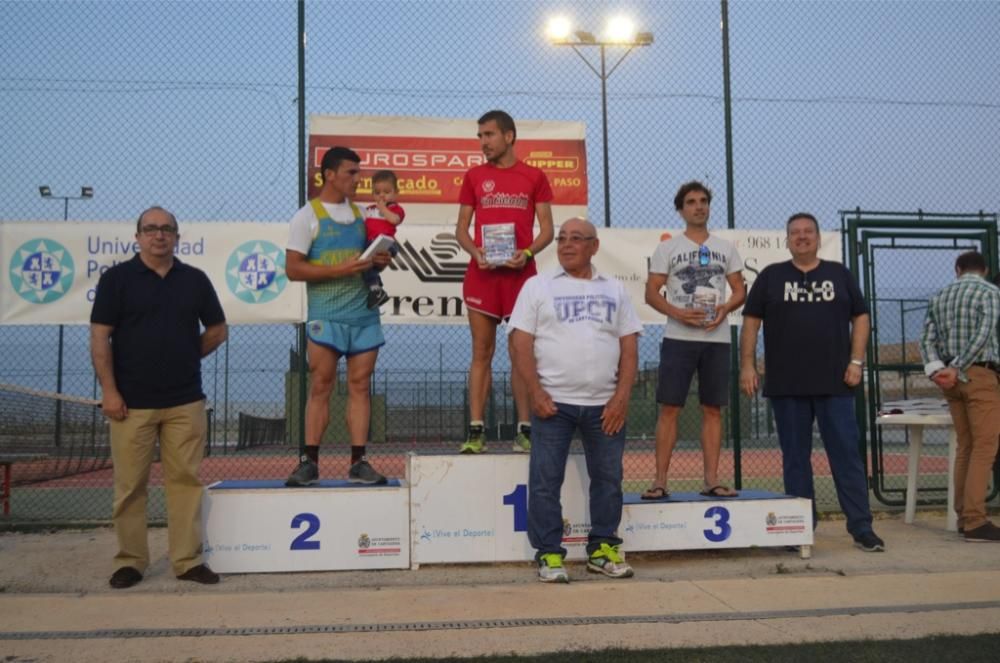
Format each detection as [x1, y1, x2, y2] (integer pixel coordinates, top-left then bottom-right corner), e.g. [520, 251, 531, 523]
[377, 226, 842, 325]
[1, 221, 302, 325]
[1, 222, 840, 325]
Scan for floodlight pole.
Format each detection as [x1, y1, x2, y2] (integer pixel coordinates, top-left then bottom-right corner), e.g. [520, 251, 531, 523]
[555, 35, 651, 227]
[38, 186, 93, 447]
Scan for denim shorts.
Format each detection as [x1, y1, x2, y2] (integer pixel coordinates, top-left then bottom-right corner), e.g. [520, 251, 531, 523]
[655, 338, 730, 406]
[306, 319, 385, 356]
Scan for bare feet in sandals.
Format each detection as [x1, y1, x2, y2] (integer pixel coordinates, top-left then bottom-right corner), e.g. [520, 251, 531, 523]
[641, 485, 670, 500]
[700, 485, 738, 498]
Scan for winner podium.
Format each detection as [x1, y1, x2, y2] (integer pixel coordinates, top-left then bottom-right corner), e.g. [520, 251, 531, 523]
[203, 454, 813, 573]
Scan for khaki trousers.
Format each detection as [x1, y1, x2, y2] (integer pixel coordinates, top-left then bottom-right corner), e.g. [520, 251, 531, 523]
[110, 399, 206, 576]
[944, 366, 1000, 530]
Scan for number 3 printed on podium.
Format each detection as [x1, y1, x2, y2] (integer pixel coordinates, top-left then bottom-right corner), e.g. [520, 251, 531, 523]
[703, 505, 732, 543]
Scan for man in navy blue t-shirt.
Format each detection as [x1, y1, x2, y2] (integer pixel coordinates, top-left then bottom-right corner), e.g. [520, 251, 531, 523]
[739, 212, 884, 553]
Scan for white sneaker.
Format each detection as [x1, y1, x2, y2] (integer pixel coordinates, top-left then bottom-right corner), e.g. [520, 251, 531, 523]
[586, 543, 633, 578]
[537, 553, 569, 583]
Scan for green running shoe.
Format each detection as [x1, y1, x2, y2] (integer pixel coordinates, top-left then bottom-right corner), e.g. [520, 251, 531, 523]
[512, 429, 531, 453]
[587, 543, 633, 578]
[459, 425, 486, 454]
[537, 553, 569, 583]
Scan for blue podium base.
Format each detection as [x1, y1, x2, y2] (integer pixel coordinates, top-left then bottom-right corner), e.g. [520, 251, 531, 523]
[624, 489, 793, 504]
[210, 479, 403, 490]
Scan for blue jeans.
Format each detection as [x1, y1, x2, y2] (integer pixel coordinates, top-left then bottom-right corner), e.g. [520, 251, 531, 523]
[528, 402, 625, 560]
[771, 396, 874, 538]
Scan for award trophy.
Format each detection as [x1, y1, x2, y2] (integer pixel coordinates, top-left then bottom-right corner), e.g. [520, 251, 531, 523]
[692, 286, 720, 326]
[482, 223, 516, 266]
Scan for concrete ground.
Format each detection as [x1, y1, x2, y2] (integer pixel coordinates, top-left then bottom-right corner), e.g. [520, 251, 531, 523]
[2, 513, 1000, 662]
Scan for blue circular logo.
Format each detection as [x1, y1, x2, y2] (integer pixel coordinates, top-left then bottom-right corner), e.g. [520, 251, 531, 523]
[8, 239, 75, 304]
[226, 240, 287, 304]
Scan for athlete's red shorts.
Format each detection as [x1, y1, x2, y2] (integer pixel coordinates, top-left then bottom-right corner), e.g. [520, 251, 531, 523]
[462, 261, 537, 319]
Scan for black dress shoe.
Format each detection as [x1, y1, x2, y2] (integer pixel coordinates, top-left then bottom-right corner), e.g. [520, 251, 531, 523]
[109, 566, 143, 589]
[176, 564, 220, 584]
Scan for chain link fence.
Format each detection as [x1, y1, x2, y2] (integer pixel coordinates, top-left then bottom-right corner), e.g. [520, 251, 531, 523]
[2, 1, 998, 521]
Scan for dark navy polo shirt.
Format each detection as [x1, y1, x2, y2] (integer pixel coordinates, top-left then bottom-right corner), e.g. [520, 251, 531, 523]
[90, 254, 226, 409]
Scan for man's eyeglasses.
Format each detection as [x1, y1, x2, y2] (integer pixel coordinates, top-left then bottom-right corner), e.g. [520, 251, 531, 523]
[556, 234, 596, 244]
[140, 225, 178, 236]
[698, 244, 710, 266]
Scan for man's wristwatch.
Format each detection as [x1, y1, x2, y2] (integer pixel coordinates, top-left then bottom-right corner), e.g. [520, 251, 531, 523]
[850, 359, 864, 367]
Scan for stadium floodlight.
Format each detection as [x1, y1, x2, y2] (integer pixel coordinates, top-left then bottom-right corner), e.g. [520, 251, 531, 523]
[38, 186, 94, 220]
[545, 16, 572, 44]
[604, 16, 636, 44]
[545, 18, 653, 227]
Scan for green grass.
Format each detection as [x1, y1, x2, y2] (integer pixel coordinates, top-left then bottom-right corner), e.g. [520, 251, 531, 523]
[279, 633, 1000, 662]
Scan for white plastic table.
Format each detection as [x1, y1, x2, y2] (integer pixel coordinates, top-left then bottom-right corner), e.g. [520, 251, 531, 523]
[874, 400, 956, 531]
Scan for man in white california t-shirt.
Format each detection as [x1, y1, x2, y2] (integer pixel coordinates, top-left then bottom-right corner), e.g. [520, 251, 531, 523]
[642, 181, 745, 501]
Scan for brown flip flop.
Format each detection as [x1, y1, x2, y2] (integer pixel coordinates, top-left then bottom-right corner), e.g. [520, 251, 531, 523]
[700, 485, 738, 498]
[641, 486, 670, 500]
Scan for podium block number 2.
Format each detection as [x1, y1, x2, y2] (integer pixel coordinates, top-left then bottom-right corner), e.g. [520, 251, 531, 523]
[290, 513, 321, 550]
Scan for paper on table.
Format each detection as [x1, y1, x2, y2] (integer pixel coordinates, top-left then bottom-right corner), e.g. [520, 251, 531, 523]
[878, 399, 949, 416]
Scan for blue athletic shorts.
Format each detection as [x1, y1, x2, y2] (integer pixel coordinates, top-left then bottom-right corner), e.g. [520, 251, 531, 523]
[306, 319, 384, 356]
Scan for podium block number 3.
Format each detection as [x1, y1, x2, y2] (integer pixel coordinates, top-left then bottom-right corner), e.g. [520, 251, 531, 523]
[703, 506, 732, 543]
[290, 513, 321, 550]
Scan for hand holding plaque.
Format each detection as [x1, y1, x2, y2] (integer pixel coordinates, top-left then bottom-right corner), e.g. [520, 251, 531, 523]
[482, 223, 516, 266]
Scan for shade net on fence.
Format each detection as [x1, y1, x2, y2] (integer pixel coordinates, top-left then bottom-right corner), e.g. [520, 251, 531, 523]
[3, 1, 998, 521]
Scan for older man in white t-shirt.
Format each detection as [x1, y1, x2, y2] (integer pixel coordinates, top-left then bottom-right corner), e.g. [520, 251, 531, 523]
[509, 217, 642, 584]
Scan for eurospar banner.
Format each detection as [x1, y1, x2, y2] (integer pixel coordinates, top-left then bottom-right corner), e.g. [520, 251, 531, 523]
[307, 114, 589, 224]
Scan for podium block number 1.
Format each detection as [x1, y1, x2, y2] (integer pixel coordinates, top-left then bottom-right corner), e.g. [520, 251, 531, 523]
[502, 484, 528, 532]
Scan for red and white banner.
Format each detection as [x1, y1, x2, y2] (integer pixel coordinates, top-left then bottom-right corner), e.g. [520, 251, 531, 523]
[309, 114, 588, 225]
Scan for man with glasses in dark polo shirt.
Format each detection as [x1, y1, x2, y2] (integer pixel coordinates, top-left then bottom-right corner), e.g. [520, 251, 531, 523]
[91, 206, 228, 588]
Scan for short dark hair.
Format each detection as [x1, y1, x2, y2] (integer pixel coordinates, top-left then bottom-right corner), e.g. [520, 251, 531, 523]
[478, 110, 516, 144]
[371, 170, 398, 190]
[135, 206, 177, 233]
[320, 146, 361, 182]
[786, 212, 820, 233]
[955, 250, 987, 274]
[673, 181, 712, 211]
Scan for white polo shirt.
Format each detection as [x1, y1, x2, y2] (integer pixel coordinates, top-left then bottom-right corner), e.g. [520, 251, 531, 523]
[509, 266, 643, 406]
